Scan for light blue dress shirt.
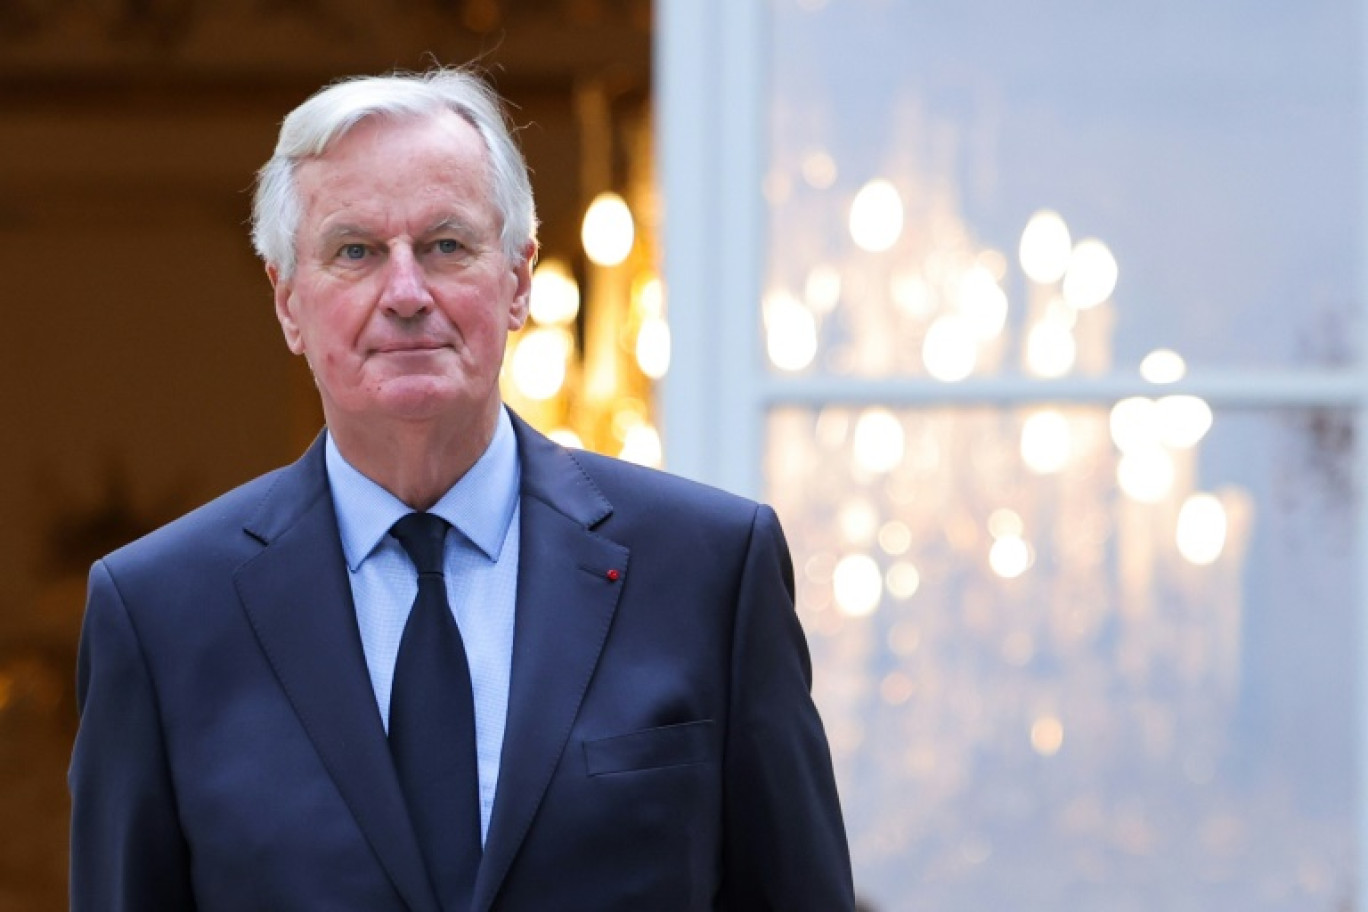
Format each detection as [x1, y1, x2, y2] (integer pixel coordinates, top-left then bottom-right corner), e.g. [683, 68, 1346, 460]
[324, 409, 521, 843]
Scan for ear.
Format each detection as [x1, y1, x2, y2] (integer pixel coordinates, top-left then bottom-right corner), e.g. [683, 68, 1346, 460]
[268, 264, 306, 355]
[506, 242, 536, 332]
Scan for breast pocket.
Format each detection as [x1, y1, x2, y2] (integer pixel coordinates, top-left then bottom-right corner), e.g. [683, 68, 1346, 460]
[582, 720, 717, 777]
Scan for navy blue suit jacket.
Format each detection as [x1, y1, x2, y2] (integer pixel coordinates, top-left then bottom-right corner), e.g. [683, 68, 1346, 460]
[69, 416, 854, 911]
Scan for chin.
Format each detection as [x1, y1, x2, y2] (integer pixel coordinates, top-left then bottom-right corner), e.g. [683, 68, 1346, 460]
[375, 380, 494, 423]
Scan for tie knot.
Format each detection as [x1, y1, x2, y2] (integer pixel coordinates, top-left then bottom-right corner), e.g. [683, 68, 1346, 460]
[391, 512, 449, 576]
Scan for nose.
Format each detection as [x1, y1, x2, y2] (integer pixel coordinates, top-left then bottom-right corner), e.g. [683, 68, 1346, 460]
[378, 246, 435, 318]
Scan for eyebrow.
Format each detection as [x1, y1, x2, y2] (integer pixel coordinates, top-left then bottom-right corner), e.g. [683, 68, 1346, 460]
[423, 215, 477, 237]
[316, 216, 477, 248]
[316, 223, 372, 250]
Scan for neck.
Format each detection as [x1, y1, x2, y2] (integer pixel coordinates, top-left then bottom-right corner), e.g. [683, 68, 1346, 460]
[326, 404, 500, 511]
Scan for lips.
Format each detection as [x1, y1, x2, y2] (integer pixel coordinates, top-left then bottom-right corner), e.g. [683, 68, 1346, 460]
[372, 341, 450, 354]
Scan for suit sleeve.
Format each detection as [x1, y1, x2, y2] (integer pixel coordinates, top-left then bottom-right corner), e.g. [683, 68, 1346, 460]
[721, 505, 855, 910]
[69, 560, 197, 912]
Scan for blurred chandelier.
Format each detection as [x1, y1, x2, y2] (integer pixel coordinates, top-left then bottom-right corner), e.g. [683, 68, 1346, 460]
[763, 167, 1262, 896]
[501, 189, 667, 467]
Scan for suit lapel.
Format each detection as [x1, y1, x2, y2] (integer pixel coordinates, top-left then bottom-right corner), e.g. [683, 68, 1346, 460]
[473, 417, 629, 912]
[232, 439, 440, 912]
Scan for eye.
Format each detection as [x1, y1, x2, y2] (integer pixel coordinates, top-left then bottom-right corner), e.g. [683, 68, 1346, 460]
[340, 243, 367, 261]
[434, 238, 463, 255]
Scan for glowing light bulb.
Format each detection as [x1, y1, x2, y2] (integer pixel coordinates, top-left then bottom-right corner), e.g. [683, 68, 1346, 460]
[1110, 397, 1159, 453]
[1117, 446, 1175, 503]
[1021, 410, 1071, 474]
[1061, 238, 1118, 309]
[764, 290, 818, 371]
[838, 500, 880, 547]
[581, 192, 635, 266]
[878, 520, 912, 555]
[989, 535, 1032, 579]
[547, 428, 584, 449]
[852, 408, 905, 474]
[1025, 320, 1076, 378]
[988, 508, 1024, 539]
[923, 314, 977, 381]
[1140, 348, 1186, 384]
[510, 328, 571, 400]
[619, 423, 662, 467]
[1031, 715, 1064, 756]
[886, 561, 921, 599]
[529, 259, 580, 326]
[801, 150, 838, 189]
[636, 275, 665, 318]
[636, 316, 671, 379]
[1156, 395, 1213, 448]
[891, 271, 933, 317]
[1176, 493, 1227, 565]
[832, 554, 883, 617]
[805, 264, 842, 314]
[849, 179, 904, 252]
[957, 265, 1008, 338]
[1019, 210, 1072, 284]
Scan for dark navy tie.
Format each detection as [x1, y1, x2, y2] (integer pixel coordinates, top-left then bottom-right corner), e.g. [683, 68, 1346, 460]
[388, 512, 481, 912]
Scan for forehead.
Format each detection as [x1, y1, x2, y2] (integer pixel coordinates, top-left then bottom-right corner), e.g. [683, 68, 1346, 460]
[294, 110, 496, 233]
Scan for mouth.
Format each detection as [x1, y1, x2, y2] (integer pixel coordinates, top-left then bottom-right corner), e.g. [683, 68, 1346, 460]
[372, 342, 451, 355]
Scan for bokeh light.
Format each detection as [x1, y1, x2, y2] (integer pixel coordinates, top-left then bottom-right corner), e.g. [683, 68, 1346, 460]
[1021, 410, 1072, 474]
[805, 264, 843, 314]
[1019, 210, 1072, 284]
[510, 328, 572, 401]
[957, 265, 1009, 338]
[990, 536, 1032, 578]
[1177, 493, 1227, 565]
[1156, 395, 1213, 448]
[765, 290, 819, 371]
[923, 314, 977, 381]
[1117, 446, 1176, 503]
[1110, 397, 1159, 453]
[618, 422, 662, 467]
[529, 258, 580, 326]
[833, 553, 883, 617]
[581, 191, 635, 267]
[849, 179, 904, 252]
[886, 561, 922, 600]
[1031, 715, 1065, 756]
[853, 408, 905, 474]
[1025, 319, 1077, 378]
[891, 270, 934, 317]
[635, 316, 671, 380]
[802, 149, 838, 188]
[1061, 238, 1118, 309]
[1140, 348, 1187, 384]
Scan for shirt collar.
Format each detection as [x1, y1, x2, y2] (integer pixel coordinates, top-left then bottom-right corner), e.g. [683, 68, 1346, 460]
[325, 408, 521, 571]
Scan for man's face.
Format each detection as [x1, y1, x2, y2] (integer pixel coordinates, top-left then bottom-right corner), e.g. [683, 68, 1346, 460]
[270, 111, 532, 434]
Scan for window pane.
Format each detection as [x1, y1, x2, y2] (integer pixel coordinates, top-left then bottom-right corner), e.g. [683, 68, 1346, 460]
[767, 405, 1356, 910]
[764, 0, 1361, 376]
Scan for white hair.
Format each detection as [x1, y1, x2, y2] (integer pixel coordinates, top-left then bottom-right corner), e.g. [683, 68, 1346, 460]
[251, 67, 539, 278]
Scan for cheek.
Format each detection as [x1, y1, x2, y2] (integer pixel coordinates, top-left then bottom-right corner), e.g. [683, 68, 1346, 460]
[297, 294, 369, 356]
[445, 291, 509, 342]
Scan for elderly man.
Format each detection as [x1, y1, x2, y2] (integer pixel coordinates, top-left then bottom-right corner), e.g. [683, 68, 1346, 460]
[69, 67, 853, 912]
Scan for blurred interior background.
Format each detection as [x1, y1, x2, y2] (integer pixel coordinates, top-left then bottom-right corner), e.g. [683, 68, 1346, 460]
[0, 0, 1362, 909]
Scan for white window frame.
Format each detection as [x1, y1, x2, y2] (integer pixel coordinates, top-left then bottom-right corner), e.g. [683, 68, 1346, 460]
[655, 0, 1368, 905]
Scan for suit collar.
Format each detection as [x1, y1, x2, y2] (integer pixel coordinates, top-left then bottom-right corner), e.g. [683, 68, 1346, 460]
[472, 416, 628, 912]
[238, 421, 630, 912]
[235, 437, 442, 912]
[509, 412, 613, 530]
